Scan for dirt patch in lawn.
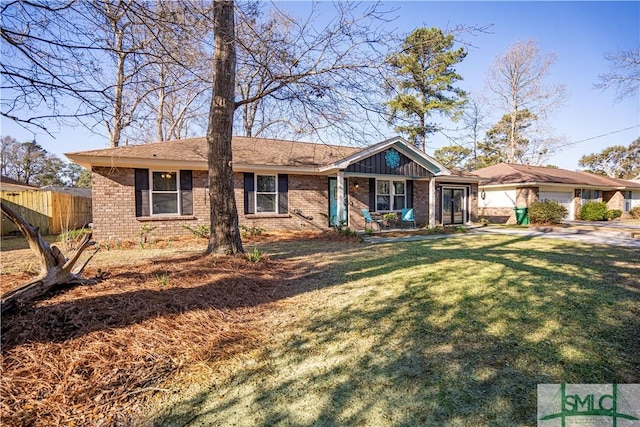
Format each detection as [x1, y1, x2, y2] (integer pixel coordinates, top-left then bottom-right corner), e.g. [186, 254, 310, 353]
[0, 230, 358, 427]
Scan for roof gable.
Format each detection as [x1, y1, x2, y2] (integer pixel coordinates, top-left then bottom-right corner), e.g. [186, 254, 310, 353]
[325, 137, 451, 176]
[345, 148, 433, 178]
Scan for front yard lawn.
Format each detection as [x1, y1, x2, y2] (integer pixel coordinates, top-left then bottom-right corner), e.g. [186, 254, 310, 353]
[147, 234, 639, 426]
[2, 232, 638, 426]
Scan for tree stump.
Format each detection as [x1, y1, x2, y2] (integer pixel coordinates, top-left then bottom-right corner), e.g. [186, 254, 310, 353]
[1, 202, 100, 314]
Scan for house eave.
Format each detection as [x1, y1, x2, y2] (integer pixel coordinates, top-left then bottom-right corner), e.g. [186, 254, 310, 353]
[481, 181, 636, 190]
[435, 175, 481, 184]
[65, 154, 328, 175]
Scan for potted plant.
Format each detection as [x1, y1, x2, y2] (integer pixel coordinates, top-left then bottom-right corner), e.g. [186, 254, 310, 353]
[382, 212, 398, 227]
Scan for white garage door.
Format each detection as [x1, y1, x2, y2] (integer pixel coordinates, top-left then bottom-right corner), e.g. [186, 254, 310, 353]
[539, 191, 573, 220]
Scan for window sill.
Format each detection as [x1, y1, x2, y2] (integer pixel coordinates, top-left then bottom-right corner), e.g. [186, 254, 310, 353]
[245, 213, 291, 219]
[136, 215, 196, 221]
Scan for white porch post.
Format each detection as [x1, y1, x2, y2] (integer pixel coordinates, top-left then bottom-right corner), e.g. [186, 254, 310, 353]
[337, 171, 345, 225]
[429, 178, 436, 229]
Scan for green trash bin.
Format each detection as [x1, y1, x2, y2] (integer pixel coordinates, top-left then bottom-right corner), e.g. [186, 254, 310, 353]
[514, 207, 529, 225]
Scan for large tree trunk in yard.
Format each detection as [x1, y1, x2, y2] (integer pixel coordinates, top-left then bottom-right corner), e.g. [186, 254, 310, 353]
[206, 0, 244, 255]
[1, 202, 99, 314]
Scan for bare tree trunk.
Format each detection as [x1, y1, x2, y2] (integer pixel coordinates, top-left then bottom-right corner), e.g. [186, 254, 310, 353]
[157, 64, 166, 141]
[206, 0, 243, 255]
[509, 109, 517, 163]
[1, 202, 99, 313]
[110, 24, 126, 148]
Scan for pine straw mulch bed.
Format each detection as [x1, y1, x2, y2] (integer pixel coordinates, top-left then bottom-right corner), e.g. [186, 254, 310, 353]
[0, 231, 358, 427]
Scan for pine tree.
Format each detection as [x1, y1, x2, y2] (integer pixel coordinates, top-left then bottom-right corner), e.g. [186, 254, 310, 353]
[386, 27, 467, 151]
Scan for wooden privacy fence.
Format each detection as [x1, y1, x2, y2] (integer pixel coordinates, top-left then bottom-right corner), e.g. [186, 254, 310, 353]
[1, 190, 92, 236]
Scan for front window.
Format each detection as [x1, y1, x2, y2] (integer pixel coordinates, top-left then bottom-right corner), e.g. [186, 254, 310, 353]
[624, 191, 632, 211]
[151, 171, 179, 215]
[256, 175, 277, 213]
[376, 179, 405, 211]
[581, 189, 600, 204]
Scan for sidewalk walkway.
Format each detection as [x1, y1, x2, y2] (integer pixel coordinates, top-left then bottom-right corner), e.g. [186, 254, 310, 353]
[468, 226, 640, 248]
[362, 225, 640, 248]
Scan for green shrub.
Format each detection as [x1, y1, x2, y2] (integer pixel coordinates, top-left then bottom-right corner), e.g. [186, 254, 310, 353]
[580, 201, 609, 221]
[183, 224, 210, 238]
[629, 206, 640, 219]
[156, 273, 169, 286]
[607, 209, 622, 220]
[528, 200, 568, 224]
[247, 247, 263, 263]
[58, 227, 91, 242]
[240, 225, 266, 237]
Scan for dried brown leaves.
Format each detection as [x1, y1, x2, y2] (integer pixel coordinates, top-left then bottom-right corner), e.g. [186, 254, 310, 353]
[0, 232, 327, 427]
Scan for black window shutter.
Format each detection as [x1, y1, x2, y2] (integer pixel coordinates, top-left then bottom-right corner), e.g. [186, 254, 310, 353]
[278, 174, 288, 214]
[180, 170, 193, 215]
[369, 178, 376, 211]
[244, 173, 255, 214]
[406, 179, 413, 209]
[134, 168, 149, 217]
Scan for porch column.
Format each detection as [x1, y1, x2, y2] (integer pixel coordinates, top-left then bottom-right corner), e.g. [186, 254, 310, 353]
[429, 178, 436, 229]
[337, 170, 345, 225]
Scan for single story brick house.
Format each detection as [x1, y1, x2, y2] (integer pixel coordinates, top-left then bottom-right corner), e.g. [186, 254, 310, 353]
[473, 163, 640, 223]
[66, 136, 479, 240]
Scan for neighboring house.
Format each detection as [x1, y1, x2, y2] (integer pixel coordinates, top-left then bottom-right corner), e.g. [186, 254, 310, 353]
[1, 177, 92, 236]
[0, 175, 39, 191]
[66, 136, 480, 240]
[40, 185, 92, 199]
[473, 163, 640, 223]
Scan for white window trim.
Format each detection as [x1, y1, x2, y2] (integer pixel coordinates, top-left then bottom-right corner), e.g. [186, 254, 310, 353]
[581, 189, 600, 204]
[623, 190, 632, 212]
[376, 178, 406, 212]
[150, 170, 181, 216]
[255, 174, 278, 214]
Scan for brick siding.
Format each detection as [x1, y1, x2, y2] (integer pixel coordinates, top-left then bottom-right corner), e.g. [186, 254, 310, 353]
[92, 168, 333, 240]
[603, 190, 624, 211]
[92, 168, 478, 240]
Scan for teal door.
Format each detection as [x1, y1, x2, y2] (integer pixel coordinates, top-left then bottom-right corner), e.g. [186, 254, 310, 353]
[328, 177, 348, 226]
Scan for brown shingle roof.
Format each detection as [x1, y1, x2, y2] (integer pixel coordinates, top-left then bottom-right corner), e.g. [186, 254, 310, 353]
[0, 176, 39, 190]
[473, 163, 640, 189]
[66, 136, 362, 168]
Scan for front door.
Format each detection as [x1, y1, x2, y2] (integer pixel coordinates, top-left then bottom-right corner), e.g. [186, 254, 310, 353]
[328, 177, 348, 226]
[442, 188, 465, 225]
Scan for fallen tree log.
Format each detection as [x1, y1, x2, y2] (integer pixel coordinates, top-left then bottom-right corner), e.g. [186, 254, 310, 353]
[1, 201, 100, 314]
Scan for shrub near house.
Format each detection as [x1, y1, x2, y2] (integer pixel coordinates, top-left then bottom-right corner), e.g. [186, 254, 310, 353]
[528, 200, 567, 224]
[580, 202, 609, 221]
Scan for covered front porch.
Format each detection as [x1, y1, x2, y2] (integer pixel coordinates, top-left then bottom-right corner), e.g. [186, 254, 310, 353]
[329, 173, 478, 231]
[321, 137, 479, 231]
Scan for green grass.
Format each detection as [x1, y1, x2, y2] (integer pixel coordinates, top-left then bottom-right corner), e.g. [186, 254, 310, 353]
[146, 235, 640, 426]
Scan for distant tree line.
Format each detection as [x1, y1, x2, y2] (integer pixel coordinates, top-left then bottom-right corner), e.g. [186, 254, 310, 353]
[0, 135, 90, 187]
[579, 138, 640, 179]
[3, 1, 637, 251]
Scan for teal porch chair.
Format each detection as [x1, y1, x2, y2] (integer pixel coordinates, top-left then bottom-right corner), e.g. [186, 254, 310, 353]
[361, 209, 383, 232]
[400, 208, 416, 229]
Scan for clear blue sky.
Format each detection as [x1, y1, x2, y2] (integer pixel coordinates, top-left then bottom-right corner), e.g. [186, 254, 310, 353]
[1, 1, 638, 171]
